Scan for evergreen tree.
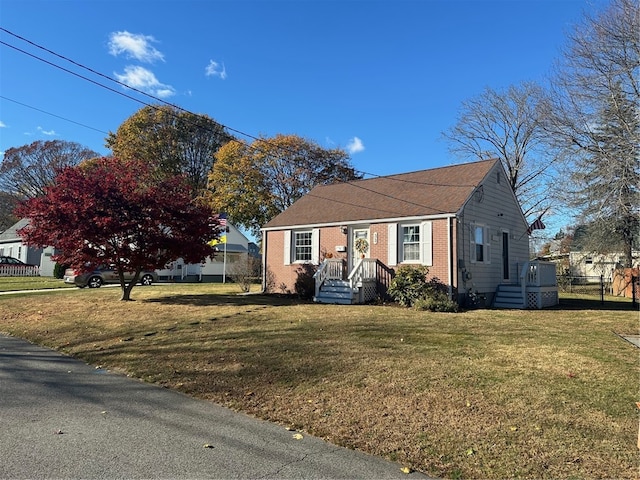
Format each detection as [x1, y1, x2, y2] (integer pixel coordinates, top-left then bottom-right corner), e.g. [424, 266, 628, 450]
[569, 82, 640, 266]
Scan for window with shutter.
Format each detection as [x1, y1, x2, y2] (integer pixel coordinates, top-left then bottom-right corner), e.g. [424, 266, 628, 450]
[285, 229, 319, 264]
[470, 224, 490, 264]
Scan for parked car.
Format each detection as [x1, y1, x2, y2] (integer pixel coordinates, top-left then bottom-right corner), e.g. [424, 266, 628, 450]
[0, 256, 39, 276]
[63, 266, 158, 288]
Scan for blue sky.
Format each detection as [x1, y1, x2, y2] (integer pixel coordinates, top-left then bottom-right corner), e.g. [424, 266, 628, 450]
[1, 0, 604, 181]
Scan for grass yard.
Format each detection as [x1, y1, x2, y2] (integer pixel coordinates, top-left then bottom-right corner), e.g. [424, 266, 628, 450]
[1, 283, 638, 479]
[0, 276, 75, 292]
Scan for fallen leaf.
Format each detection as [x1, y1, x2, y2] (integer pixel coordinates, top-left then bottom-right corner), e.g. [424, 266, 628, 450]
[510, 426, 518, 431]
[465, 448, 475, 456]
[292, 433, 303, 440]
[400, 466, 412, 474]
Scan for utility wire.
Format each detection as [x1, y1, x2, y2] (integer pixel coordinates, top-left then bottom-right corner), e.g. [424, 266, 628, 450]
[0, 95, 109, 134]
[1, 27, 481, 189]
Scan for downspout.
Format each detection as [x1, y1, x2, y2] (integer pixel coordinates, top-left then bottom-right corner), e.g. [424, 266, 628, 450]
[261, 230, 267, 293]
[448, 216, 453, 300]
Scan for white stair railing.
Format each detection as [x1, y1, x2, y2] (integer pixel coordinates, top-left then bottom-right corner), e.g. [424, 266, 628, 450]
[348, 258, 377, 288]
[313, 259, 345, 298]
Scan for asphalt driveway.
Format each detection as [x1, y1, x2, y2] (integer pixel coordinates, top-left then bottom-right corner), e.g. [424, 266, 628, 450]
[0, 334, 429, 479]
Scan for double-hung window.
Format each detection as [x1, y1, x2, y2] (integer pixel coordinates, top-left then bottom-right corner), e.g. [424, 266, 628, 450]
[293, 231, 313, 262]
[402, 225, 421, 262]
[283, 229, 319, 265]
[470, 224, 491, 263]
[388, 222, 432, 266]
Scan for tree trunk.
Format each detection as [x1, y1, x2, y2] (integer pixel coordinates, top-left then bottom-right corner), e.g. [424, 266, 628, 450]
[120, 283, 136, 301]
[118, 269, 141, 301]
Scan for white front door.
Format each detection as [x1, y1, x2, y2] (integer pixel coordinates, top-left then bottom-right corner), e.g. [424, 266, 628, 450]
[350, 228, 370, 271]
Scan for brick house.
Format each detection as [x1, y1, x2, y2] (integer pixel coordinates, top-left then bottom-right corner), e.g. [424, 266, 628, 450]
[261, 159, 558, 308]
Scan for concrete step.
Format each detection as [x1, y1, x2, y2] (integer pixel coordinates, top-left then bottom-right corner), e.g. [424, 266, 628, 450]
[314, 294, 354, 304]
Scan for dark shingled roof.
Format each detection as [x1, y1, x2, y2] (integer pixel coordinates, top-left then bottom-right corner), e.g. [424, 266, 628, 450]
[263, 159, 499, 229]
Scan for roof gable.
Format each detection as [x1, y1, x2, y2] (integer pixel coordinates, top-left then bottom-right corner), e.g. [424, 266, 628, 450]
[0, 218, 30, 242]
[263, 159, 500, 229]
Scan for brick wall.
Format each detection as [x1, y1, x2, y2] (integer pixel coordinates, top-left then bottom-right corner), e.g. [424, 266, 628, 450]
[264, 218, 458, 296]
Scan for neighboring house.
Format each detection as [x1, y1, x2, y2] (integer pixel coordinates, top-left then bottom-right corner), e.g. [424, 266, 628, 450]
[156, 222, 258, 282]
[0, 218, 56, 276]
[567, 251, 639, 281]
[3, 218, 257, 282]
[261, 159, 558, 308]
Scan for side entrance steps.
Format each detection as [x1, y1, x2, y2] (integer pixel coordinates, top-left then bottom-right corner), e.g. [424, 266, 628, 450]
[314, 279, 357, 305]
[493, 284, 525, 309]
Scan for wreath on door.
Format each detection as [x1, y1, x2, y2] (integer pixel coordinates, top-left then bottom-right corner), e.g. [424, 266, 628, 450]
[354, 238, 369, 256]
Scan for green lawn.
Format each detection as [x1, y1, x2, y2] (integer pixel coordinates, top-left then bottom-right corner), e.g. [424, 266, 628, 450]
[0, 276, 75, 292]
[0, 283, 637, 479]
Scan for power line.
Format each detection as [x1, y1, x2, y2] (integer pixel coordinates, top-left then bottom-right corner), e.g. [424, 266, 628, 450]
[1, 28, 258, 142]
[0, 95, 109, 134]
[1, 28, 487, 219]
[0, 27, 481, 189]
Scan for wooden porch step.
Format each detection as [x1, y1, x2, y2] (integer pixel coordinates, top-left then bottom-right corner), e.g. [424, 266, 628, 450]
[314, 279, 357, 304]
[493, 284, 525, 309]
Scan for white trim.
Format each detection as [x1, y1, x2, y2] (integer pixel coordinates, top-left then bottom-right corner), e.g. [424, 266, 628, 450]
[388, 223, 397, 266]
[311, 228, 320, 264]
[421, 221, 433, 266]
[283, 230, 291, 265]
[261, 213, 456, 233]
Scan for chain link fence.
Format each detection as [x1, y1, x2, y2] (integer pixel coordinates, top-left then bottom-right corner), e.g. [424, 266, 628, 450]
[557, 272, 639, 308]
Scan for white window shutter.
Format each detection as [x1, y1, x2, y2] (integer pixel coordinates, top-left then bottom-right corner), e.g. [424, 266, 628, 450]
[311, 228, 320, 264]
[421, 221, 433, 266]
[484, 227, 491, 264]
[283, 230, 291, 265]
[388, 223, 397, 266]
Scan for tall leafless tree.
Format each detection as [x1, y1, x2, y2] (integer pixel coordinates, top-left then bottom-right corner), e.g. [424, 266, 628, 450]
[0, 140, 99, 199]
[547, 0, 639, 267]
[442, 81, 557, 220]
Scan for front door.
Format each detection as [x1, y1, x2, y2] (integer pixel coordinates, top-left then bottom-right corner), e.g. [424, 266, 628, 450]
[502, 232, 510, 281]
[350, 227, 370, 271]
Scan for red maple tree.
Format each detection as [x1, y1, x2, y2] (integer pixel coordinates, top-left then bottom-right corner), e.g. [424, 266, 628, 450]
[16, 157, 221, 300]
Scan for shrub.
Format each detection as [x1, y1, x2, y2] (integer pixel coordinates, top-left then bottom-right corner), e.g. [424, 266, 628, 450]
[388, 266, 459, 311]
[414, 291, 459, 312]
[227, 254, 261, 293]
[387, 265, 431, 307]
[53, 263, 68, 279]
[294, 264, 316, 299]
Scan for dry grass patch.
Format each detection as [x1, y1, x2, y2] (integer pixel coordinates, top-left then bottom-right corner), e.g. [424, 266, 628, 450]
[1, 284, 638, 479]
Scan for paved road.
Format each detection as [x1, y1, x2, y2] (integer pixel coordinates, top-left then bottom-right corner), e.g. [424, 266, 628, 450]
[0, 334, 430, 479]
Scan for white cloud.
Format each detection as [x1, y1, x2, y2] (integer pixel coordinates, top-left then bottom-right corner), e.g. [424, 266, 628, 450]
[37, 126, 56, 136]
[205, 60, 227, 79]
[346, 136, 365, 154]
[114, 65, 175, 98]
[0, 121, 6, 128]
[108, 31, 164, 63]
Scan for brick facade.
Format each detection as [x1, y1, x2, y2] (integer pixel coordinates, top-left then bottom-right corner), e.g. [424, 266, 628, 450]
[264, 218, 458, 296]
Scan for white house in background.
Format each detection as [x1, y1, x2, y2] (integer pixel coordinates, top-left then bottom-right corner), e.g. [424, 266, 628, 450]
[156, 222, 258, 283]
[1, 218, 257, 281]
[0, 218, 57, 276]
[568, 251, 639, 281]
